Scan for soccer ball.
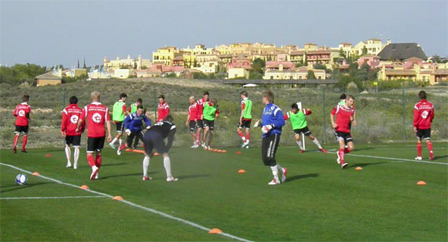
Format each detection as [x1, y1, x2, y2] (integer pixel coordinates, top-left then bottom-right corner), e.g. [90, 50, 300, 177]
[16, 174, 28, 185]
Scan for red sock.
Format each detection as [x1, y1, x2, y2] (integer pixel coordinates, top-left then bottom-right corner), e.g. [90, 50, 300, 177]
[339, 149, 345, 163]
[22, 135, 28, 151]
[237, 130, 245, 138]
[427, 141, 433, 153]
[344, 148, 351, 154]
[119, 143, 127, 150]
[87, 154, 96, 167]
[95, 155, 102, 168]
[417, 143, 422, 157]
[246, 133, 250, 141]
[13, 135, 19, 148]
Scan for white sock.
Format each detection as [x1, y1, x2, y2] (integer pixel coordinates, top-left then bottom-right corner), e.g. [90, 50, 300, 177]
[163, 156, 172, 178]
[111, 137, 117, 144]
[312, 138, 322, 149]
[276, 164, 284, 173]
[296, 140, 303, 150]
[143, 156, 150, 177]
[65, 146, 71, 163]
[242, 136, 246, 141]
[270, 165, 279, 181]
[119, 138, 122, 146]
[74, 147, 80, 167]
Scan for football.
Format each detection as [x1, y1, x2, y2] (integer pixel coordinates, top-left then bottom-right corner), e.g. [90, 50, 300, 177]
[15, 174, 28, 185]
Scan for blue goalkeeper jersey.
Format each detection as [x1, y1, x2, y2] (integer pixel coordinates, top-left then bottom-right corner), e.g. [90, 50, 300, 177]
[123, 112, 151, 132]
[261, 103, 285, 138]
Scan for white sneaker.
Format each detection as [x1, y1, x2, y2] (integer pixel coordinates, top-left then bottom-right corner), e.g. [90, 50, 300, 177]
[73, 164, 78, 170]
[415, 156, 422, 161]
[281, 168, 288, 183]
[341, 163, 349, 169]
[109, 142, 116, 149]
[201, 142, 206, 148]
[117, 149, 121, 155]
[191, 143, 199, 148]
[95, 173, 99, 180]
[336, 152, 341, 164]
[166, 176, 178, 182]
[66, 162, 72, 168]
[268, 179, 280, 185]
[90, 166, 99, 180]
[242, 140, 250, 148]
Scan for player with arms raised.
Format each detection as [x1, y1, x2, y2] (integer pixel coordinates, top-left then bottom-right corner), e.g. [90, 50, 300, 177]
[413, 91, 435, 160]
[13, 94, 31, 153]
[61, 96, 84, 169]
[77, 91, 112, 180]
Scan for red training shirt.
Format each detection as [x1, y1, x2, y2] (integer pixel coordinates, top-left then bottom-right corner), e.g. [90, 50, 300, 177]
[196, 98, 208, 120]
[413, 99, 434, 130]
[81, 102, 110, 138]
[188, 103, 199, 121]
[331, 105, 355, 133]
[62, 104, 84, 136]
[157, 101, 170, 122]
[14, 102, 31, 126]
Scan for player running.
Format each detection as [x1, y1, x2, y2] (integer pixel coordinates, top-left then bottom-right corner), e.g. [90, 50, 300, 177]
[186, 96, 199, 148]
[141, 115, 178, 181]
[77, 91, 112, 180]
[284, 103, 327, 153]
[117, 105, 151, 155]
[196, 91, 210, 148]
[157, 95, 170, 122]
[237, 91, 252, 148]
[13, 94, 31, 153]
[203, 98, 220, 150]
[254, 90, 288, 185]
[61, 96, 84, 169]
[331, 95, 356, 169]
[109, 93, 128, 149]
[413, 91, 435, 160]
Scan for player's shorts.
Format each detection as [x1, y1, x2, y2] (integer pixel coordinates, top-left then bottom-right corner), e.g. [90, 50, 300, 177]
[293, 126, 312, 136]
[196, 119, 204, 129]
[14, 125, 29, 135]
[65, 135, 81, 147]
[335, 131, 353, 143]
[204, 119, 214, 130]
[189, 120, 197, 132]
[115, 122, 124, 133]
[238, 120, 252, 129]
[262, 133, 280, 166]
[87, 136, 105, 153]
[416, 128, 431, 140]
[143, 130, 168, 155]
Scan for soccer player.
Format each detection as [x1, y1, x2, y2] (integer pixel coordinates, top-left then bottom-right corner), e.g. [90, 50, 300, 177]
[77, 91, 112, 180]
[196, 91, 210, 148]
[129, 98, 145, 114]
[413, 91, 435, 160]
[117, 105, 151, 155]
[109, 93, 128, 149]
[141, 115, 178, 181]
[254, 90, 288, 185]
[338, 93, 357, 126]
[13, 94, 31, 153]
[237, 91, 252, 148]
[61, 96, 84, 169]
[157, 95, 170, 122]
[331, 95, 356, 169]
[284, 103, 327, 153]
[203, 98, 220, 150]
[186, 96, 199, 148]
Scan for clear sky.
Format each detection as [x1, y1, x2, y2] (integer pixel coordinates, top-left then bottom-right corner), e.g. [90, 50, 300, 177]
[1, 0, 447, 67]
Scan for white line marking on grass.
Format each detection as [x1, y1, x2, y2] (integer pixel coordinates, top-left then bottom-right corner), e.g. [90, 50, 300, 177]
[326, 152, 448, 165]
[0, 163, 253, 242]
[0, 196, 104, 200]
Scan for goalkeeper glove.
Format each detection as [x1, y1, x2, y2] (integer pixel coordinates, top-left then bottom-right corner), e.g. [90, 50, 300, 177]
[125, 129, 131, 135]
[262, 124, 274, 134]
[254, 120, 262, 128]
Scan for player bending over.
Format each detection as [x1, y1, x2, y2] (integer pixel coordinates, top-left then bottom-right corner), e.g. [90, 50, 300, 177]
[61, 96, 84, 169]
[284, 103, 327, 153]
[13, 94, 31, 153]
[330, 95, 356, 169]
[117, 105, 151, 155]
[413, 91, 435, 160]
[237, 91, 252, 148]
[255, 90, 288, 185]
[186, 96, 199, 148]
[203, 98, 219, 150]
[109, 93, 128, 149]
[141, 115, 178, 181]
[77, 91, 112, 180]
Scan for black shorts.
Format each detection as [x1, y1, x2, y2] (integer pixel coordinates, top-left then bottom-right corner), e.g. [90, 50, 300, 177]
[196, 120, 204, 129]
[262, 134, 281, 166]
[87, 136, 105, 153]
[416, 128, 431, 140]
[115, 122, 124, 133]
[127, 131, 143, 147]
[336, 131, 353, 143]
[143, 130, 168, 155]
[293, 126, 312, 136]
[204, 119, 214, 130]
[189, 121, 197, 132]
[14, 126, 29, 135]
[65, 135, 81, 147]
[238, 120, 252, 129]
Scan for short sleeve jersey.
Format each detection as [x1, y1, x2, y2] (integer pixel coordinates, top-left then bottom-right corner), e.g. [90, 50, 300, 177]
[157, 101, 170, 122]
[62, 104, 83, 136]
[188, 103, 199, 121]
[82, 102, 110, 138]
[14, 102, 31, 126]
[331, 104, 355, 133]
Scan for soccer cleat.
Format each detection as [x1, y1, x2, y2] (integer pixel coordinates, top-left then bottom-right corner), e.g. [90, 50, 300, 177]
[95, 173, 99, 180]
[66, 162, 72, 168]
[319, 148, 328, 153]
[415, 156, 423, 161]
[73, 165, 78, 170]
[429, 152, 434, 161]
[268, 179, 280, 185]
[143, 176, 152, 181]
[336, 152, 341, 164]
[341, 163, 349, 169]
[90, 166, 99, 180]
[191, 143, 199, 148]
[13, 147, 17, 154]
[117, 149, 121, 156]
[281, 168, 288, 183]
[166, 176, 178, 182]
[299, 149, 304, 154]
[241, 140, 250, 148]
[201, 142, 207, 148]
[245, 146, 250, 149]
[21, 149, 27, 153]
[109, 142, 116, 149]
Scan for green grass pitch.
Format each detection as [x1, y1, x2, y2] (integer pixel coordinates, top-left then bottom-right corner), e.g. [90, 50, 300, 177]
[1, 143, 447, 241]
